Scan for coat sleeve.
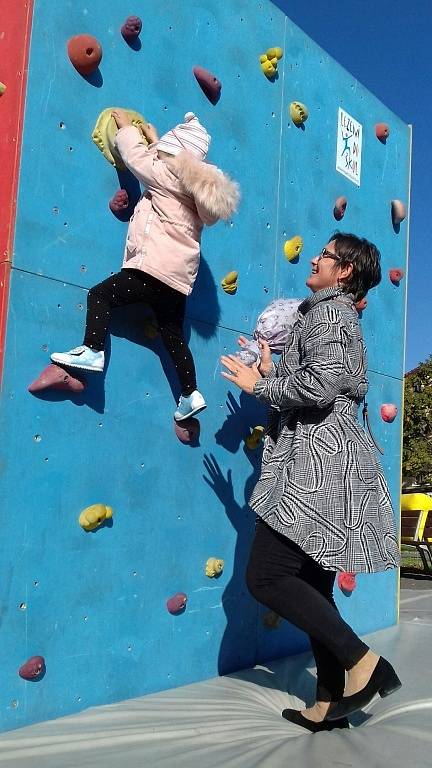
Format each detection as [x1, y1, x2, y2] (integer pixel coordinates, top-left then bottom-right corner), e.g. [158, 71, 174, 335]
[253, 303, 350, 409]
[114, 125, 156, 186]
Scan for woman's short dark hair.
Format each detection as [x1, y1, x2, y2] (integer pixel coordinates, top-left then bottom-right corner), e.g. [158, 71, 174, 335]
[329, 232, 382, 302]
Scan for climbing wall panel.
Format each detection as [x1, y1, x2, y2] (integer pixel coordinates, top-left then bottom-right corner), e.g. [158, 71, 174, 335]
[0, 0, 410, 732]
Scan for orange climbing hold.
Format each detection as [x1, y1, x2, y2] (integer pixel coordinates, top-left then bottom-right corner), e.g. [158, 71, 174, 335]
[389, 268, 404, 285]
[67, 34, 102, 75]
[28, 364, 86, 394]
[375, 123, 390, 143]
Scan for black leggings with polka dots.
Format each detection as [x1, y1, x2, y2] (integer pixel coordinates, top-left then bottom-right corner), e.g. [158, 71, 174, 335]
[83, 269, 197, 396]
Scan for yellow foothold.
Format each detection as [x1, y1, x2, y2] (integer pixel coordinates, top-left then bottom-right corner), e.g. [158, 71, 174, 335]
[143, 319, 159, 339]
[289, 101, 309, 126]
[263, 610, 282, 629]
[284, 235, 303, 262]
[205, 558, 225, 578]
[245, 426, 265, 450]
[260, 59, 277, 78]
[92, 107, 147, 170]
[221, 270, 238, 294]
[266, 47, 283, 60]
[79, 503, 113, 532]
[259, 54, 268, 64]
[0, 82, 6, 96]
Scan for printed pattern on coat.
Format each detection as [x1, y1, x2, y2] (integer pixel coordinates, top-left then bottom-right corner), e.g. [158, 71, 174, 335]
[250, 286, 400, 573]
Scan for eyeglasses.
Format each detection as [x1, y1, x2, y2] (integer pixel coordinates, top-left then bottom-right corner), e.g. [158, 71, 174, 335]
[316, 248, 341, 263]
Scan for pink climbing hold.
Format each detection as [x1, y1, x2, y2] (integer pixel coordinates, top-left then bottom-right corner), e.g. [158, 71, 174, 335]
[375, 123, 390, 143]
[389, 268, 404, 286]
[333, 196, 347, 221]
[174, 417, 200, 445]
[192, 66, 222, 105]
[121, 16, 142, 42]
[19, 655, 46, 681]
[109, 189, 129, 214]
[167, 592, 187, 614]
[28, 364, 86, 394]
[381, 404, 398, 423]
[337, 573, 356, 594]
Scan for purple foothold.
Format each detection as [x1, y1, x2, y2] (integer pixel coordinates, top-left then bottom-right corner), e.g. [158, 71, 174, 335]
[167, 592, 187, 614]
[28, 364, 86, 394]
[193, 66, 222, 105]
[174, 417, 200, 445]
[109, 189, 129, 214]
[19, 655, 46, 681]
[121, 16, 142, 42]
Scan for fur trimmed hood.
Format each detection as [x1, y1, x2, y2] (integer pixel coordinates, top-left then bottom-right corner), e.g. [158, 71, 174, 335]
[165, 151, 240, 221]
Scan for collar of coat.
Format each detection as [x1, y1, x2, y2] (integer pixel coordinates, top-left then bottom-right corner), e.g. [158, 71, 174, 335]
[299, 286, 355, 315]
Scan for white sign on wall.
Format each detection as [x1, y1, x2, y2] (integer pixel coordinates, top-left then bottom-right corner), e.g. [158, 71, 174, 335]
[336, 108, 362, 186]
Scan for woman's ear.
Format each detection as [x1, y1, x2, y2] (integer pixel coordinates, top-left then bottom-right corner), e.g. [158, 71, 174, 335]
[339, 262, 353, 281]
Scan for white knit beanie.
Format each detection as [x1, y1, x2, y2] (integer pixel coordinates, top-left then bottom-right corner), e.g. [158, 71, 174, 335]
[156, 112, 211, 160]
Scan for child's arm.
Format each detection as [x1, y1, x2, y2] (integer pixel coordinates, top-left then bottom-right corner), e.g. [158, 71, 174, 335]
[112, 110, 159, 186]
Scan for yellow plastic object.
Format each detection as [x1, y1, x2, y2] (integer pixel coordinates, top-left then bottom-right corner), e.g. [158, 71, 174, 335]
[221, 270, 238, 294]
[79, 503, 113, 532]
[245, 425, 265, 449]
[259, 54, 268, 64]
[266, 47, 283, 60]
[143, 319, 159, 339]
[283, 235, 303, 262]
[260, 59, 277, 78]
[0, 82, 6, 96]
[205, 558, 225, 577]
[92, 108, 147, 170]
[262, 610, 282, 629]
[290, 101, 309, 126]
[401, 494, 432, 512]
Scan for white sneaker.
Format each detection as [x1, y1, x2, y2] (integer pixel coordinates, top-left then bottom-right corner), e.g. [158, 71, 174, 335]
[50, 345, 105, 372]
[174, 390, 207, 421]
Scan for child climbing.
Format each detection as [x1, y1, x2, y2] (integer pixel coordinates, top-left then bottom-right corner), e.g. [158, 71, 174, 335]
[51, 110, 239, 419]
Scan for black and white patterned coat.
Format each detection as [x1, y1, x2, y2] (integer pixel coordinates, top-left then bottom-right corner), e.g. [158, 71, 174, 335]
[250, 286, 400, 573]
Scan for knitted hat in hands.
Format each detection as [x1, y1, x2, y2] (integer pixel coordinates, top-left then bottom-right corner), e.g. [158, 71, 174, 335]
[156, 112, 211, 160]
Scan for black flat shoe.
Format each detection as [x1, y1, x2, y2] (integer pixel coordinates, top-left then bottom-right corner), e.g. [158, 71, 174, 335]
[282, 708, 349, 733]
[327, 656, 402, 720]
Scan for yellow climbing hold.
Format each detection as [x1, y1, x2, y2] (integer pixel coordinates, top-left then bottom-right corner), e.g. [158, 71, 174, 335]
[205, 558, 225, 578]
[266, 47, 283, 60]
[290, 101, 309, 126]
[245, 426, 265, 450]
[92, 107, 147, 170]
[284, 235, 303, 262]
[79, 503, 113, 532]
[260, 59, 277, 79]
[0, 82, 6, 96]
[221, 271, 238, 294]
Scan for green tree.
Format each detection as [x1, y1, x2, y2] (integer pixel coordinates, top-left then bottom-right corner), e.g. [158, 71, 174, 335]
[403, 355, 432, 484]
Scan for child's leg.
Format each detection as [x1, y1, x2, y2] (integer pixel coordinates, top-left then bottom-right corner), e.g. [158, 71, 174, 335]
[153, 288, 197, 397]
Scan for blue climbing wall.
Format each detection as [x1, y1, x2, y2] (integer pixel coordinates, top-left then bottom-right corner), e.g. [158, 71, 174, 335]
[0, 0, 410, 732]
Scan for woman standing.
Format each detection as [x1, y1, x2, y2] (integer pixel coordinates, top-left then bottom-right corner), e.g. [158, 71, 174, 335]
[220, 233, 401, 732]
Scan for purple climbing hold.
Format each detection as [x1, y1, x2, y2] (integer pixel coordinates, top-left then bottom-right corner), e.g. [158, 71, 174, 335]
[193, 66, 222, 105]
[167, 592, 187, 614]
[121, 16, 142, 42]
[109, 189, 129, 214]
[19, 655, 46, 681]
[174, 417, 200, 445]
[28, 364, 86, 394]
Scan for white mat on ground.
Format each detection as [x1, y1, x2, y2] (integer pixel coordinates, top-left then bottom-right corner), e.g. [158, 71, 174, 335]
[1, 589, 431, 768]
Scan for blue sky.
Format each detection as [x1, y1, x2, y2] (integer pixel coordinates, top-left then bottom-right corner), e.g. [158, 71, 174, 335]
[274, 0, 431, 372]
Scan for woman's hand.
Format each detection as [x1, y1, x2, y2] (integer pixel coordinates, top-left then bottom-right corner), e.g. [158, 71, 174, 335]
[220, 354, 262, 394]
[237, 335, 273, 377]
[111, 109, 132, 129]
[140, 122, 159, 144]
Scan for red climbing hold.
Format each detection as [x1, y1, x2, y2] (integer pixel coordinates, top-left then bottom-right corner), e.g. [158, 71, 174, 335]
[19, 656, 46, 681]
[193, 66, 222, 105]
[174, 417, 200, 444]
[28, 364, 86, 394]
[354, 297, 367, 313]
[375, 123, 390, 143]
[167, 592, 187, 614]
[337, 573, 356, 594]
[67, 34, 102, 75]
[109, 189, 129, 214]
[333, 196, 347, 222]
[381, 404, 398, 423]
[121, 16, 142, 42]
[389, 268, 404, 286]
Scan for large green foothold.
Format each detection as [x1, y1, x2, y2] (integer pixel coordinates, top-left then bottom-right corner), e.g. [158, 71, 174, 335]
[92, 107, 147, 170]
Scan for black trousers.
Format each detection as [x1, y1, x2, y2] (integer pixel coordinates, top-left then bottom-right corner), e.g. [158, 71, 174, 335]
[83, 269, 197, 396]
[246, 519, 369, 702]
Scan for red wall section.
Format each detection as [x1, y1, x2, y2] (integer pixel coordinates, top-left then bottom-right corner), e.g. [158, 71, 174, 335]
[0, 1, 33, 382]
